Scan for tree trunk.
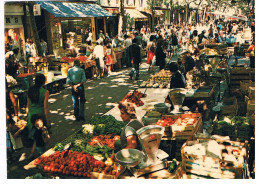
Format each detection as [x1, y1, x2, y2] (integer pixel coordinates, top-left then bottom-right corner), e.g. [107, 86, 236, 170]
[44, 10, 53, 55]
[170, 9, 174, 23]
[185, 5, 189, 23]
[28, 2, 43, 57]
[151, 2, 154, 31]
[118, 0, 125, 34]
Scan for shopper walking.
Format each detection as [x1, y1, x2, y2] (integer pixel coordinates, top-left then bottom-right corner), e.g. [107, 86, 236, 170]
[40, 39, 48, 56]
[67, 60, 87, 121]
[93, 41, 105, 78]
[155, 39, 166, 70]
[129, 38, 141, 80]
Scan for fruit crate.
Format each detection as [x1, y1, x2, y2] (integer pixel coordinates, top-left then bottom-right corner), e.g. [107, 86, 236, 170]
[181, 139, 248, 179]
[221, 97, 238, 116]
[240, 80, 255, 93]
[162, 113, 202, 139]
[230, 67, 251, 75]
[193, 86, 215, 98]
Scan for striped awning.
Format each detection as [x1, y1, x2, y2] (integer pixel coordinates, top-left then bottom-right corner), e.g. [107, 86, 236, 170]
[36, 1, 114, 18]
[125, 9, 148, 21]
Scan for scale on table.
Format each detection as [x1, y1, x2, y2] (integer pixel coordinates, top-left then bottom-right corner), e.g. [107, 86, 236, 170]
[169, 89, 187, 114]
[115, 125, 168, 178]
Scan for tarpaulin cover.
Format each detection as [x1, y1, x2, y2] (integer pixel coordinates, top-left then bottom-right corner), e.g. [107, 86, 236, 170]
[36, 1, 114, 17]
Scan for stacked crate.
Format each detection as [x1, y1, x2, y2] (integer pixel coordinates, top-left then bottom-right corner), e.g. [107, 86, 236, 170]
[229, 67, 251, 93]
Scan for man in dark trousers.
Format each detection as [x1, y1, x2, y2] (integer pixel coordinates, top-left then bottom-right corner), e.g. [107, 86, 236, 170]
[129, 38, 141, 80]
[67, 60, 87, 121]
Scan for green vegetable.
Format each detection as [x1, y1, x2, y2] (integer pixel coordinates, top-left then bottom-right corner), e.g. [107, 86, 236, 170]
[87, 115, 126, 135]
[168, 159, 177, 173]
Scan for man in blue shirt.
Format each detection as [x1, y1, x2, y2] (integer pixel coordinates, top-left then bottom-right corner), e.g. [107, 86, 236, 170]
[67, 60, 87, 121]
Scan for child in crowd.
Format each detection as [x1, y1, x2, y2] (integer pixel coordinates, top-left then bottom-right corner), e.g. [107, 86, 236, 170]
[28, 114, 50, 159]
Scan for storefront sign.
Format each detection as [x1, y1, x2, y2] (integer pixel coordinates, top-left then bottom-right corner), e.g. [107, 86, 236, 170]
[33, 4, 41, 16]
[5, 16, 23, 27]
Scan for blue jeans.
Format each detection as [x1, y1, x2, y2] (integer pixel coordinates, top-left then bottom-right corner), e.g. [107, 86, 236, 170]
[71, 85, 86, 119]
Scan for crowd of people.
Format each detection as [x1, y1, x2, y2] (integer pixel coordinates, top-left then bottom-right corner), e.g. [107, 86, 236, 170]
[6, 19, 255, 164]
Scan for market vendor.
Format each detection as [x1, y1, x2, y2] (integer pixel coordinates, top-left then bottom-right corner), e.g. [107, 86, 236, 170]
[114, 102, 144, 152]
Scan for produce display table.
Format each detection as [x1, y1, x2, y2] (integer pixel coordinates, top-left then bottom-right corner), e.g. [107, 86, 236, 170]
[44, 76, 67, 94]
[105, 88, 170, 121]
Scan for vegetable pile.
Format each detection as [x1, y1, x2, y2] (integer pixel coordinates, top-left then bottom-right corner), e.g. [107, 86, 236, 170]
[140, 69, 171, 88]
[155, 117, 177, 127]
[88, 134, 120, 149]
[156, 116, 197, 131]
[121, 90, 145, 106]
[87, 115, 126, 135]
[212, 116, 252, 141]
[168, 159, 178, 173]
[34, 151, 118, 178]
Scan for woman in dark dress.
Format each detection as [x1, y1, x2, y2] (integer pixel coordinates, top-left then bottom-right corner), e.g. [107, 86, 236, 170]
[155, 39, 166, 70]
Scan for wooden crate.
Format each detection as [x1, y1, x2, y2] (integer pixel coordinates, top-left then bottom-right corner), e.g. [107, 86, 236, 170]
[247, 100, 255, 112]
[194, 86, 215, 98]
[230, 75, 251, 80]
[181, 139, 247, 179]
[162, 113, 202, 139]
[230, 67, 251, 75]
[248, 87, 255, 99]
[240, 81, 255, 94]
[90, 172, 115, 179]
[221, 97, 238, 115]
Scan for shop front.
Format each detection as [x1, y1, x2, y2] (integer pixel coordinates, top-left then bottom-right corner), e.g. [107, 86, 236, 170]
[103, 7, 120, 37]
[4, 3, 26, 59]
[125, 8, 148, 32]
[36, 1, 113, 57]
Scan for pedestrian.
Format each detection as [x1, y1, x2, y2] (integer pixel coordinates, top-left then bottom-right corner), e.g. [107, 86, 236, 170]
[123, 34, 132, 67]
[146, 35, 156, 71]
[93, 41, 105, 78]
[5, 48, 20, 78]
[112, 35, 120, 48]
[248, 40, 255, 68]
[171, 29, 178, 56]
[27, 114, 50, 159]
[155, 39, 166, 70]
[29, 39, 37, 57]
[129, 38, 141, 80]
[6, 79, 19, 118]
[85, 40, 93, 57]
[40, 39, 48, 56]
[27, 73, 50, 139]
[67, 60, 87, 121]
[198, 30, 208, 44]
[105, 44, 113, 75]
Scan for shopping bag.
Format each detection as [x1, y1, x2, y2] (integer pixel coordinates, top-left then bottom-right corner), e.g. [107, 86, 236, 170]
[9, 132, 23, 150]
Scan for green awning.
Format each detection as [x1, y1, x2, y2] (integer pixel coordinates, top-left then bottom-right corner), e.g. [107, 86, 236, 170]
[36, 1, 114, 18]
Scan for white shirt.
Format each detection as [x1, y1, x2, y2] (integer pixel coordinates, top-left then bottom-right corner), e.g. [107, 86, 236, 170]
[93, 45, 104, 58]
[124, 38, 132, 48]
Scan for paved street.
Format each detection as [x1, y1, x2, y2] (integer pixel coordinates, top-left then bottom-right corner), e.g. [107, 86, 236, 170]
[7, 61, 159, 178]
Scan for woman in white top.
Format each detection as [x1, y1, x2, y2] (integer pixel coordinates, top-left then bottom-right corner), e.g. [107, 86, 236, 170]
[93, 41, 105, 78]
